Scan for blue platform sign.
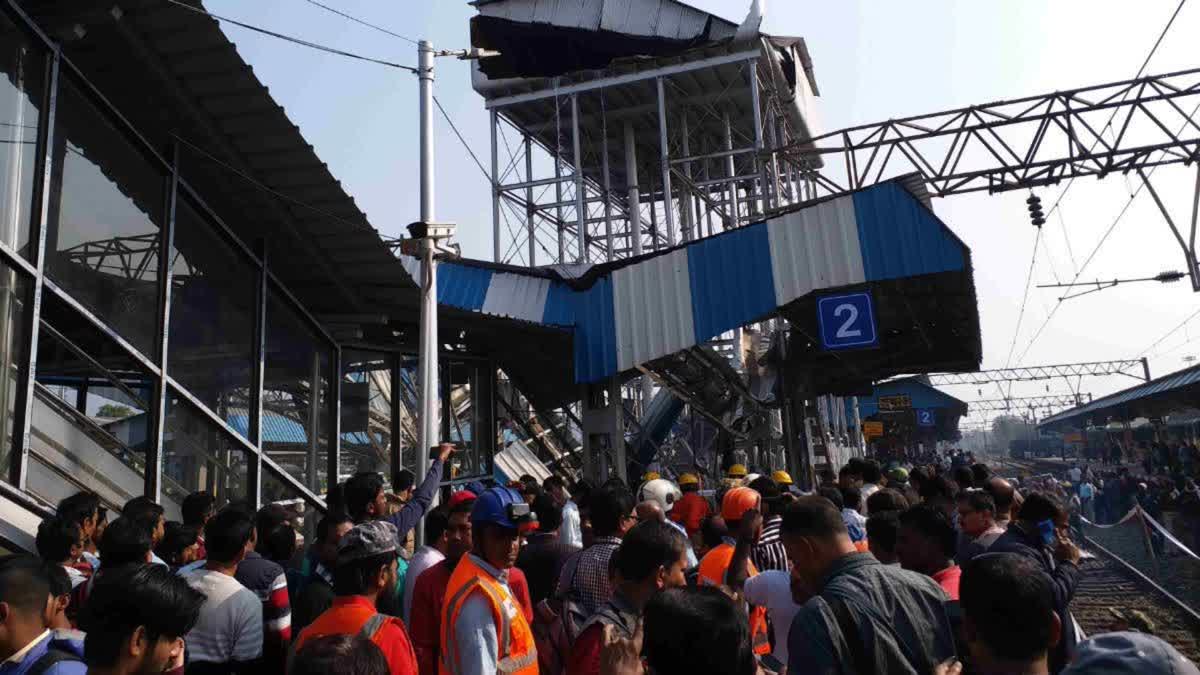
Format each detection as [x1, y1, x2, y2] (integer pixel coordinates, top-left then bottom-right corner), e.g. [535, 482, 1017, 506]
[916, 408, 936, 427]
[817, 292, 879, 350]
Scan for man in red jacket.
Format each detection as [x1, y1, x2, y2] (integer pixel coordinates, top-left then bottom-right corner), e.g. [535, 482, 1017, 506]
[407, 493, 534, 674]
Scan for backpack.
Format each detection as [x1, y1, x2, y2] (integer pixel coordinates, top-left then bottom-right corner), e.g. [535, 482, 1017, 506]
[285, 613, 392, 673]
[27, 648, 84, 675]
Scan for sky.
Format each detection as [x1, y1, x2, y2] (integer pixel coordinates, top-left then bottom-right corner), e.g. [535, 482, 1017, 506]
[201, 0, 1200, 425]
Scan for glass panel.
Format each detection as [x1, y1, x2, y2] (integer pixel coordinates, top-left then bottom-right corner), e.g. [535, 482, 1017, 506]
[30, 292, 152, 512]
[162, 392, 248, 521]
[0, 14, 43, 259]
[46, 78, 165, 357]
[340, 351, 393, 482]
[0, 260, 28, 478]
[264, 289, 330, 494]
[262, 467, 318, 557]
[445, 360, 489, 479]
[166, 198, 255, 430]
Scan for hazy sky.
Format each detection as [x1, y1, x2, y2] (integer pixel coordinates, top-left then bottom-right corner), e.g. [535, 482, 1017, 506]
[202, 0, 1200, 423]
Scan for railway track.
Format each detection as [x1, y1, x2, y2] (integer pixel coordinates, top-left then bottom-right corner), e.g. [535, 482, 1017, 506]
[987, 455, 1200, 661]
[1072, 541, 1200, 662]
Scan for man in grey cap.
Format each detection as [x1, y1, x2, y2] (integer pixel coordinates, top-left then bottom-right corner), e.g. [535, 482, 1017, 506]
[290, 521, 417, 673]
[1061, 633, 1198, 675]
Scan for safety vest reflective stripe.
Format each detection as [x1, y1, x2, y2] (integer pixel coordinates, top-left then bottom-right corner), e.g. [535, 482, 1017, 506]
[498, 651, 538, 673]
[441, 578, 483, 675]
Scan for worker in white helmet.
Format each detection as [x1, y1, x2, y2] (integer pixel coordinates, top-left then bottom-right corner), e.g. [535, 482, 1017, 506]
[636, 478, 698, 568]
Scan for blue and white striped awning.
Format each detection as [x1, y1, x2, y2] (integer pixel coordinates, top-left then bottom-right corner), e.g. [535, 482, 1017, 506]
[401, 179, 969, 384]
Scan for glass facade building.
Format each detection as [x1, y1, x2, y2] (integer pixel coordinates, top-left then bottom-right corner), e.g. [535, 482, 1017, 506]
[0, 1, 499, 547]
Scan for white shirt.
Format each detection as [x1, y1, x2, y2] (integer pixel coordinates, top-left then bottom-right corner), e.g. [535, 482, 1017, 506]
[403, 545, 445, 623]
[1068, 468, 1082, 483]
[744, 570, 801, 666]
[63, 564, 87, 589]
[861, 483, 881, 511]
[560, 500, 583, 548]
[3, 629, 49, 665]
[181, 568, 263, 664]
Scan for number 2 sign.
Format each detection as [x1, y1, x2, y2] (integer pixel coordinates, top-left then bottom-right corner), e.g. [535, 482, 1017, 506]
[817, 292, 879, 350]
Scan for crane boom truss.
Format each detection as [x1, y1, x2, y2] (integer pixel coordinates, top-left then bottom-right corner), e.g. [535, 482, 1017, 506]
[923, 359, 1149, 386]
[778, 66, 1200, 198]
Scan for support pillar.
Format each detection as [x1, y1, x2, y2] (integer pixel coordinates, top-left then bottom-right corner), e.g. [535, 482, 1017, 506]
[724, 113, 741, 229]
[680, 112, 695, 242]
[624, 122, 654, 408]
[581, 378, 624, 483]
[491, 109, 500, 262]
[524, 134, 535, 267]
[572, 94, 586, 263]
[656, 77, 676, 246]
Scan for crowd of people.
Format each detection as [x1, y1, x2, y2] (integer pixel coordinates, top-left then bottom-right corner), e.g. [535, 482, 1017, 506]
[2, 445, 1198, 675]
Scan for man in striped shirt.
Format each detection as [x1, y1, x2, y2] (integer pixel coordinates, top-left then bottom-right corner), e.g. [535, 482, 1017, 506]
[748, 477, 790, 572]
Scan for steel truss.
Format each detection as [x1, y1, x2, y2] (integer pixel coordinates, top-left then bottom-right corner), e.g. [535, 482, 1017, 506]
[966, 393, 1091, 414]
[924, 359, 1150, 386]
[488, 49, 813, 268]
[777, 66, 1200, 197]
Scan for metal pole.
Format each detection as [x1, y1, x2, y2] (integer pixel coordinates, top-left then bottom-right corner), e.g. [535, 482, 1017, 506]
[656, 77, 676, 247]
[491, 109, 500, 263]
[724, 113, 740, 229]
[525, 134, 535, 267]
[601, 108, 614, 261]
[680, 112, 695, 242]
[1142, 357, 1152, 382]
[748, 58, 766, 217]
[416, 40, 439, 545]
[624, 123, 644, 259]
[572, 94, 586, 263]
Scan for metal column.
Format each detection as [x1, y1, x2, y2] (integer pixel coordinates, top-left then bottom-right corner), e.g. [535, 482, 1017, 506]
[748, 58, 766, 217]
[571, 94, 586, 263]
[524, 134, 535, 267]
[623, 123, 643, 258]
[601, 106, 614, 260]
[490, 110, 500, 263]
[655, 77, 676, 246]
[554, 122, 565, 261]
[723, 113, 741, 229]
[680, 112, 696, 242]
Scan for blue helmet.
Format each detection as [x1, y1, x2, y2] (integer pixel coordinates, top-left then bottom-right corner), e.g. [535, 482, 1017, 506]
[471, 487, 538, 532]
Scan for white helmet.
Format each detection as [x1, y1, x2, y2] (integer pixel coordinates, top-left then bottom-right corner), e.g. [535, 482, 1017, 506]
[638, 478, 682, 513]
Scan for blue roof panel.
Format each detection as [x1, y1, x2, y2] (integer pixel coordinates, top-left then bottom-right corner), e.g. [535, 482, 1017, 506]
[437, 263, 493, 311]
[1040, 363, 1200, 427]
[573, 277, 617, 383]
[852, 182, 965, 282]
[687, 221, 777, 345]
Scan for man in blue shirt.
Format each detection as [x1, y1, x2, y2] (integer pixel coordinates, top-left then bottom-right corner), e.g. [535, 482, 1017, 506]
[0, 555, 86, 675]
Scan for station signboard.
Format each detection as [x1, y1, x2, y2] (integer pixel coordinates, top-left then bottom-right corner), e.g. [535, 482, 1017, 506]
[916, 408, 935, 427]
[878, 394, 912, 412]
[817, 292, 879, 350]
[862, 421, 884, 438]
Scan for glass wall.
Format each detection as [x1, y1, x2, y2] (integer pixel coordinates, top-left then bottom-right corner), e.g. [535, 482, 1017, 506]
[340, 351, 395, 481]
[0, 260, 27, 477]
[167, 197, 255, 428]
[45, 78, 166, 358]
[162, 394, 248, 521]
[0, 14, 43, 260]
[264, 288, 331, 494]
[0, 2, 504, 542]
[30, 293, 153, 511]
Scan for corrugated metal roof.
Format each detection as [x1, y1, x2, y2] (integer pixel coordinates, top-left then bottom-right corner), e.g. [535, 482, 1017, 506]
[393, 178, 970, 385]
[474, 0, 738, 40]
[612, 248, 695, 372]
[688, 222, 776, 345]
[854, 378, 967, 418]
[492, 440, 552, 485]
[767, 194, 865, 306]
[1040, 364, 1200, 428]
[852, 182, 966, 282]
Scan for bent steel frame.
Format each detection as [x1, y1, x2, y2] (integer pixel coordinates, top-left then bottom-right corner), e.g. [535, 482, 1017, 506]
[776, 66, 1200, 197]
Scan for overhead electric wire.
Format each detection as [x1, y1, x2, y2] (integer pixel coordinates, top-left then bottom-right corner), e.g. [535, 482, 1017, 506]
[433, 95, 490, 181]
[1137, 305, 1200, 357]
[1011, 1, 1191, 366]
[1003, 227, 1044, 368]
[302, 0, 419, 45]
[164, 0, 417, 72]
